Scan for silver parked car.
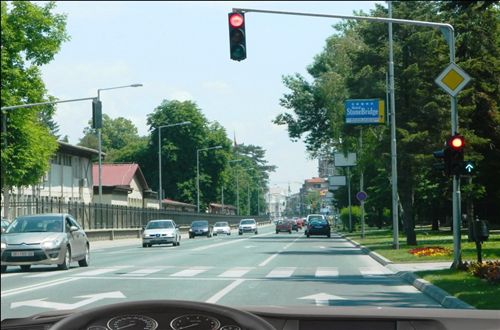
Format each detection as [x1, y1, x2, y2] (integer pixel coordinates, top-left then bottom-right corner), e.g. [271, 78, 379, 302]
[142, 219, 181, 247]
[1, 213, 89, 272]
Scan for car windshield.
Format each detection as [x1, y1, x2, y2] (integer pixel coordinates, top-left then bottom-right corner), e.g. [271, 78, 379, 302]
[240, 220, 255, 225]
[6, 216, 63, 233]
[1, 0, 498, 324]
[146, 221, 173, 229]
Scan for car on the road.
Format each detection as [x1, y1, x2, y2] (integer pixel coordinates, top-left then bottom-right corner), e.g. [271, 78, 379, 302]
[238, 218, 258, 235]
[295, 217, 305, 229]
[275, 220, 292, 234]
[1, 213, 89, 272]
[213, 221, 231, 236]
[289, 219, 299, 231]
[142, 219, 181, 247]
[189, 220, 212, 238]
[305, 214, 331, 238]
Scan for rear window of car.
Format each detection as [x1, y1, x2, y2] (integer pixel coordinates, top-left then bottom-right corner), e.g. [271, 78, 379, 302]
[192, 221, 208, 227]
[215, 222, 228, 227]
[240, 219, 255, 225]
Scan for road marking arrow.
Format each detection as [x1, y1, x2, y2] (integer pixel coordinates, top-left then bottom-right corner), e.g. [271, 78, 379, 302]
[11, 291, 126, 310]
[298, 293, 345, 306]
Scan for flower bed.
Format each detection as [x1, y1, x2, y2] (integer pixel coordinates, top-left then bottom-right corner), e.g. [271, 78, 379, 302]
[408, 246, 452, 257]
[462, 260, 500, 284]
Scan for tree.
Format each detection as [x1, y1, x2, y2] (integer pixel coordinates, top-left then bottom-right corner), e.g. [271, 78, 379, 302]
[1, 1, 69, 216]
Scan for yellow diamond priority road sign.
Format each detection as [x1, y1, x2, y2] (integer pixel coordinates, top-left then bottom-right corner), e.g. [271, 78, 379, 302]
[435, 63, 471, 97]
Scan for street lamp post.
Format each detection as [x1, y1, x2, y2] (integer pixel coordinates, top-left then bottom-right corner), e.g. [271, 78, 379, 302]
[97, 83, 142, 203]
[228, 159, 242, 215]
[197, 145, 222, 213]
[157, 121, 191, 208]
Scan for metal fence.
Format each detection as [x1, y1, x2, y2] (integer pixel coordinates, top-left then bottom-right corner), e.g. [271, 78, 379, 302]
[2, 196, 270, 230]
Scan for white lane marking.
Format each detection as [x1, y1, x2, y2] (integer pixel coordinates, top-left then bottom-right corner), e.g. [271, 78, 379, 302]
[205, 279, 245, 303]
[315, 267, 339, 277]
[1, 278, 79, 297]
[120, 267, 170, 277]
[298, 292, 346, 305]
[359, 267, 393, 276]
[266, 267, 296, 278]
[1, 273, 24, 278]
[259, 235, 302, 267]
[76, 266, 130, 276]
[11, 291, 126, 310]
[218, 267, 254, 278]
[170, 267, 211, 277]
[26, 268, 81, 278]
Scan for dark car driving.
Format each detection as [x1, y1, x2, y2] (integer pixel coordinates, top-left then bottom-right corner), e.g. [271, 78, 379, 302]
[275, 220, 292, 234]
[305, 215, 331, 238]
[189, 220, 212, 238]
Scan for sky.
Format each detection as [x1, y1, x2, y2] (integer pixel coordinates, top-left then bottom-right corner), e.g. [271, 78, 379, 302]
[40, 1, 383, 194]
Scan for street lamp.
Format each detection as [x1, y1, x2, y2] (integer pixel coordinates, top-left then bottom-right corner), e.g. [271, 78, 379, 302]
[196, 145, 222, 213]
[157, 121, 191, 208]
[229, 159, 242, 215]
[97, 83, 143, 203]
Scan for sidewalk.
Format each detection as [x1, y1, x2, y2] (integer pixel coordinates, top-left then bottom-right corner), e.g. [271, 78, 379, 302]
[340, 234, 474, 309]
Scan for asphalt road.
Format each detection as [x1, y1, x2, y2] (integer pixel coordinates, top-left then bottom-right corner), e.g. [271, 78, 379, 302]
[1, 225, 442, 320]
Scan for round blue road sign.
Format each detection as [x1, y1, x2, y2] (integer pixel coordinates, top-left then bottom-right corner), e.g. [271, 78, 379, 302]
[356, 191, 367, 202]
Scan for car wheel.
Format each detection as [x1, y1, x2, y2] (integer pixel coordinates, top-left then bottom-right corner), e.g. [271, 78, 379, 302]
[327, 234, 331, 238]
[255, 231, 258, 235]
[228, 232, 231, 236]
[177, 238, 181, 246]
[1, 265, 6, 273]
[78, 245, 90, 267]
[239, 232, 242, 235]
[213, 233, 217, 236]
[307, 234, 310, 238]
[142, 243, 147, 248]
[20, 265, 31, 272]
[58, 247, 71, 270]
[276, 230, 279, 234]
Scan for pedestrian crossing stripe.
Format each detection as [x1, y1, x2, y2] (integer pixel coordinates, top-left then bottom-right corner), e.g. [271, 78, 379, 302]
[3, 266, 397, 280]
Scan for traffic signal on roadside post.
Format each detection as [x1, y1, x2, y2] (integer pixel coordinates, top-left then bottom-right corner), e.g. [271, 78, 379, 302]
[447, 134, 464, 176]
[228, 12, 246, 61]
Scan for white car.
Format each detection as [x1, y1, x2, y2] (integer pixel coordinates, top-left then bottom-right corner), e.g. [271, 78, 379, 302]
[213, 222, 231, 236]
[142, 219, 181, 247]
[238, 219, 258, 235]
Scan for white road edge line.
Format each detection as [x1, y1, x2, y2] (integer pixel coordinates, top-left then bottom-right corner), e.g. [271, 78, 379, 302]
[205, 279, 245, 304]
[1, 277, 79, 297]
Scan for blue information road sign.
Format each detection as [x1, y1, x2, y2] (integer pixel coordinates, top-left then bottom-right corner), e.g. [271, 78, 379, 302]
[345, 99, 385, 124]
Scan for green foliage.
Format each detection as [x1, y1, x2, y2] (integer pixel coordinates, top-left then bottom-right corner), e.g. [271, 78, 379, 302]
[1, 1, 69, 188]
[340, 206, 361, 230]
[274, 1, 500, 233]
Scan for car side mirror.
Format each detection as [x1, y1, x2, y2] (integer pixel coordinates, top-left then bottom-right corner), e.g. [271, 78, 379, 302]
[69, 226, 79, 232]
[1, 227, 5, 233]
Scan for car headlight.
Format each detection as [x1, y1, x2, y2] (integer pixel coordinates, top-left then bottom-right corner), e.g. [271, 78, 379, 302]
[189, 229, 193, 232]
[41, 239, 62, 250]
[1, 242, 6, 250]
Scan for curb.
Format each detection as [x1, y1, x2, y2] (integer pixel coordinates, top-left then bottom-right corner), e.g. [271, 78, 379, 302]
[338, 233, 474, 309]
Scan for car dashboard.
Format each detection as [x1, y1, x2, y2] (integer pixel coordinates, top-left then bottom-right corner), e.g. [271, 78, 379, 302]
[0, 302, 499, 330]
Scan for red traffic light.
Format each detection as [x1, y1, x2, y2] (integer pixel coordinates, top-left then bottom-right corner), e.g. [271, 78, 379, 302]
[448, 134, 465, 151]
[229, 13, 244, 28]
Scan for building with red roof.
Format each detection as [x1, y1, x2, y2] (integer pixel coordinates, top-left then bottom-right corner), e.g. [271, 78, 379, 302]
[92, 163, 157, 208]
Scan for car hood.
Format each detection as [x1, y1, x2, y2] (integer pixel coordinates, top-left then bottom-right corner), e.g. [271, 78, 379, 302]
[2, 232, 63, 245]
[144, 229, 175, 235]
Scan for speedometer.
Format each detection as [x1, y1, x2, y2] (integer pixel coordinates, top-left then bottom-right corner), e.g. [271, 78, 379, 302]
[170, 314, 220, 330]
[107, 315, 158, 330]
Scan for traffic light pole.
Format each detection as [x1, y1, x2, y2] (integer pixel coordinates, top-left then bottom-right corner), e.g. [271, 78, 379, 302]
[233, 7, 461, 266]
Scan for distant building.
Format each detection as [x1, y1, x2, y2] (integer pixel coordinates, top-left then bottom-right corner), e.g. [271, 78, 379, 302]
[92, 163, 157, 208]
[162, 198, 196, 212]
[266, 186, 288, 218]
[14, 141, 99, 204]
[208, 203, 237, 215]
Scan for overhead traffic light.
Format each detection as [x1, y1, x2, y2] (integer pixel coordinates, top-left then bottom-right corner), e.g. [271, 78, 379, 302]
[447, 134, 465, 176]
[228, 12, 246, 61]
